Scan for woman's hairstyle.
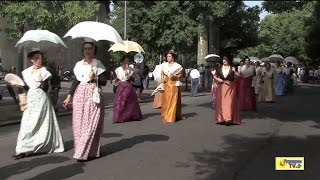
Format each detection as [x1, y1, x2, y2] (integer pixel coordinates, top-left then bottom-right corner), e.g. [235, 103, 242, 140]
[82, 42, 98, 55]
[121, 54, 131, 62]
[244, 56, 250, 61]
[167, 49, 177, 60]
[27, 50, 44, 60]
[223, 54, 233, 64]
[265, 62, 271, 67]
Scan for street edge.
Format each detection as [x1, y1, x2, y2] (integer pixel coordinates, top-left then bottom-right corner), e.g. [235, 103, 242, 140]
[0, 92, 211, 127]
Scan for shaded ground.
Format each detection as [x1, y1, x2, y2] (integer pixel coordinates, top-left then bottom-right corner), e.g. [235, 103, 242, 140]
[0, 84, 318, 180]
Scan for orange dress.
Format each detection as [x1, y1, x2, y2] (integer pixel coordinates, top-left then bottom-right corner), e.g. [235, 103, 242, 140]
[161, 73, 182, 123]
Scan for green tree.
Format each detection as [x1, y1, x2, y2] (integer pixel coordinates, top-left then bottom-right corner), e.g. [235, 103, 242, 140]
[110, 1, 260, 66]
[220, 3, 261, 50]
[305, 1, 320, 64]
[238, 1, 315, 62]
[262, 1, 307, 13]
[0, 1, 100, 39]
[110, 1, 199, 65]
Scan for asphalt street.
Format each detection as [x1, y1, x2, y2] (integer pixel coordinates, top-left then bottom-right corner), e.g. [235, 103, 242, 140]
[0, 83, 319, 180]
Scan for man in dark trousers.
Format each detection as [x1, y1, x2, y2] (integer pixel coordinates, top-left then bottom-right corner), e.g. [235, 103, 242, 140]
[142, 64, 150, 90]
[47, 61, 61, 112]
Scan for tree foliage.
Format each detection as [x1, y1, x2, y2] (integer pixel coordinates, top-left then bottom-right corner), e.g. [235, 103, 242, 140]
[305, 1, 320, 63]
[0, 1, 100, 40]
[237, 1, 317, 64]
[110, 1, 260, 66]
[262, 0, 307, 13]
[220, 3, 260, 49]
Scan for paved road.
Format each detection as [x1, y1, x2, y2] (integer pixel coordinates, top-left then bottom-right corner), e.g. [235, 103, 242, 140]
[0, 84, 319, 180]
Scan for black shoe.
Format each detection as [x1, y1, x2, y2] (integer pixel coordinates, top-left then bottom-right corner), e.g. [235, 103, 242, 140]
[12, 153, 26, 160]
[216, 121, 225, 125]
[225, 121, 232, 126]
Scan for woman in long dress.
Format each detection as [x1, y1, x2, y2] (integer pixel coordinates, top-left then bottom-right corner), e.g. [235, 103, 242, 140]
[258, 62, 276, 102]
[13, 48, 64, 159]
[161, 50, 183, 123]
[274, 61, 285, 96]
[238, 57, 256, 111]
[63, 40, 107, 161]
[214, 55, 241, 126]
[113, 55, 142, 123]
[283, 62, 294, 93]
[152, 60, 165, 109]
[253, 61, 262, 95]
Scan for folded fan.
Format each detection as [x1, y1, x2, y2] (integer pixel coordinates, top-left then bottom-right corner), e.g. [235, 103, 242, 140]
[4, 73, 25, 86]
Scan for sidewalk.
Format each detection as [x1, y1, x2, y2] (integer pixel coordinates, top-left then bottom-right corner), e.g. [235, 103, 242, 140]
[0, 80, 210, 127]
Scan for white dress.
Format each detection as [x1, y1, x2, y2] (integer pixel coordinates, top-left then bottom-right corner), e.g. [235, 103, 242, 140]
[16, 66, 64, 155]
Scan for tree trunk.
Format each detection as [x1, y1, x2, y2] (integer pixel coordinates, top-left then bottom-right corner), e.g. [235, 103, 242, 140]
[197, 20, 208, 66]
[208, 20, 220, 55]
[17, 27, 26, 77]
[96, 2, 111, 79]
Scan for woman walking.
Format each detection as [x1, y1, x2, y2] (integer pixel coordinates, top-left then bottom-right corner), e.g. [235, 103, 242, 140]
[13, 48, 64, 159]
[274, 61, 285, 96]
[113, 55, 142, 123]
[213, 55, 241, 126]
[63, 40, 107, 161]
[238, 56, 256, 111]
[258, 62, 276, 102]
[161, 50, 183, 123]
[152, 60, 165, 109]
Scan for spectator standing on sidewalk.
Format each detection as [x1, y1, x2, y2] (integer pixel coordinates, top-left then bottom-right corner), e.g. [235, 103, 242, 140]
[189, 64, 201, 97]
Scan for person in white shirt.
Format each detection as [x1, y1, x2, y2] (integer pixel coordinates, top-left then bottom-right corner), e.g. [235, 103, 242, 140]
[313, 67, 319, 82]
[308, 68, 314, 83]
[189, 64, 201, 97]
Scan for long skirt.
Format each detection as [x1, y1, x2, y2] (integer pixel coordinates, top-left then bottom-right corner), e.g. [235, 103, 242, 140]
[161, 80, 182, 123]
[72, 83, 104, 160]
[252, 76, 261, 95]
[153, 92, 162, 109]
[16, 88, 64, 155]
[292, 73, 298, 86]
[284, 74, 294, 93]
[238, 77, 256, 111]
[258, 78, 276, 102]
[113, 81, 142, 123]
[275, 74, 285, 96]
[215, 81, 241, 124]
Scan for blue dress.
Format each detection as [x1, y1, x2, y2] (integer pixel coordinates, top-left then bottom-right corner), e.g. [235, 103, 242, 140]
[275, 67, 285, 96]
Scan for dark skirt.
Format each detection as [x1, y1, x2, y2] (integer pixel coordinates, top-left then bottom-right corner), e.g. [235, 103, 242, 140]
[113, 81, 142, 123]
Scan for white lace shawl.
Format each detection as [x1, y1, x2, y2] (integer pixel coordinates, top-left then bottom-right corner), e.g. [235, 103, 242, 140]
[73, 59, 106, 84]
[22, 66, 51, 90]
[115, 66, 134, 81]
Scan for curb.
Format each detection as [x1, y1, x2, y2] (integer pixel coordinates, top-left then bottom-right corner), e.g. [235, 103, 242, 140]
[0, 92, 211, 127]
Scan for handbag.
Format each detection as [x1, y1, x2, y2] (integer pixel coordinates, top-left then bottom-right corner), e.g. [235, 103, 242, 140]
[18, 93, 28, 111]
[92, 69, 101, 104]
